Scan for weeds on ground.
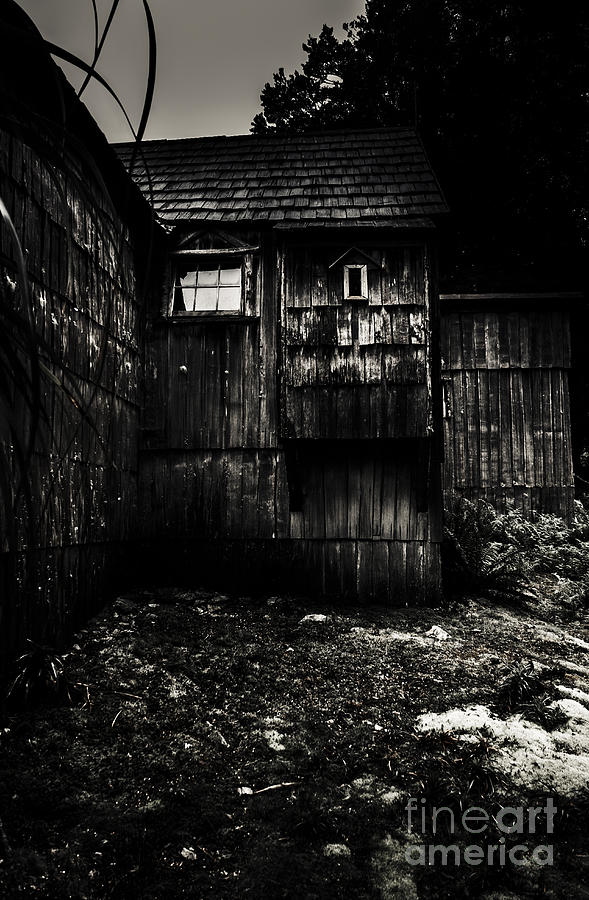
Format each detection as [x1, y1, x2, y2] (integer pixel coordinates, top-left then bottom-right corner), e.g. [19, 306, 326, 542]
[409, 722, 583, 899]
[495, 659, 545, 711]
[493, 659, 569, 730]
[3, 641, 74, 711]
[410, 732, 534, 898]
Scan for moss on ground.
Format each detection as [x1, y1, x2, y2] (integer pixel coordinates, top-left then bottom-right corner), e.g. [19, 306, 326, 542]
[1, 586, 588, 898]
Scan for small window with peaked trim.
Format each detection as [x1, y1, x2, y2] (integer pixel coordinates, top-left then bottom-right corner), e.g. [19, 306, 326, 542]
[343, 263, 368, 300]
[172, 256, 243, 315]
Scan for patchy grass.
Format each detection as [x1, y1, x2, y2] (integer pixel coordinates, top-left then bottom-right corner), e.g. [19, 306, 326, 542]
[1, 587, 589, 898]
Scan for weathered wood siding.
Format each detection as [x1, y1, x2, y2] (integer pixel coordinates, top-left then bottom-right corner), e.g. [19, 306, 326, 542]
[0, 124, 155, 662]
[281, 244, 432, 439]
[143, 230, 278, 450]
[140, 441, 440, 543]
[137, 534, 442, 604]
[441, 303, 574, 518]
[140, 233, 442, 603]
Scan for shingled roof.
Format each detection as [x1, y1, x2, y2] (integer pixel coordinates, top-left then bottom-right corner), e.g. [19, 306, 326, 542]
[113, 127, 447, 229]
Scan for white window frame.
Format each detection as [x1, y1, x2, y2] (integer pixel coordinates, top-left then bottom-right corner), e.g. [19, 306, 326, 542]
[343, 263, 368, 300]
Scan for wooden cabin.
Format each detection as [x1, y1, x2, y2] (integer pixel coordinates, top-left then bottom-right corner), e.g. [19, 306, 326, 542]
[2, 0, 581, 666]
[116, 129, 448, 603]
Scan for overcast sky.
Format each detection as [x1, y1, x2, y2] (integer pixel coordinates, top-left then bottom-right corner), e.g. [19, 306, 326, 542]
[18, 0, 363, 143]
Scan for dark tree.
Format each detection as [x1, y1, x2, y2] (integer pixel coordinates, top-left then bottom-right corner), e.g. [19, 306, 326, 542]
[253, 1, 589, 292]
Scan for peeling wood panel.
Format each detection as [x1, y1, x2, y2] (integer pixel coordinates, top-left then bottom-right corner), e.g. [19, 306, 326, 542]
[139, 449, 289, 540]
[139, 440, 443, 547]
[282, 245, 431, 441]
[281, 441, 440, 542]
[285, 345, 425, 386]
[381, 246, 425, 306]
[284, 385, 429, 439]
[336, 307, 353, 345]
[285, 306, 425, 349]
[441, 306, 574, 520]
[284, 245, 426, 309]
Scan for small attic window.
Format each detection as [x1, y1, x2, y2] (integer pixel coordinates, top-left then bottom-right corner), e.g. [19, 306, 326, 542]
[172, 258, 242, 314]
[343, 264, 368, 300]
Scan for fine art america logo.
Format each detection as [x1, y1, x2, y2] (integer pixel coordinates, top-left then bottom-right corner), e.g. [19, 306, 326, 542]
[405, 797, 555, 866]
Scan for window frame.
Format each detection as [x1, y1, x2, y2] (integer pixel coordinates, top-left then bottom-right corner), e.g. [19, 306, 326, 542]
[343, 263, 368, 300]
[170, 251, 245, 317]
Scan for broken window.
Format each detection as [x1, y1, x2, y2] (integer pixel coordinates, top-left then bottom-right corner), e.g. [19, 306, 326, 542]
[173, 259, 242, 313]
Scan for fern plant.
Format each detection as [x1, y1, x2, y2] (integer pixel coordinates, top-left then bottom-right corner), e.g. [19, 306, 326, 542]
[443, 495, 589, 603]
[442, 496, 528, 599]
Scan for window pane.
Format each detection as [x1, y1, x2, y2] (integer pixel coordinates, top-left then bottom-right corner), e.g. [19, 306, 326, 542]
[219, 266, 241, 286]
[180, 270, 198, 287]
[194, 287, 218, 310]
[218, 287, 241, 310]
[348, 267, 363, 296]
[197, 268, 219, 286]
[182, 287, 197, 311]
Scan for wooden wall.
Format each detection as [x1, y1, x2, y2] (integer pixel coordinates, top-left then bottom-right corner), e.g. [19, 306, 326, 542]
[440, 302, 574, 519]
[139, 232, 443, 603]
[0, 124, 157, 663]
[140, 442, 440, 540]
[282, 245, 431, 439]
[143, 229, 278, 450]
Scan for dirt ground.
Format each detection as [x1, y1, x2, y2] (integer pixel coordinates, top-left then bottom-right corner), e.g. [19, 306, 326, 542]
[1, 582, 589, 899]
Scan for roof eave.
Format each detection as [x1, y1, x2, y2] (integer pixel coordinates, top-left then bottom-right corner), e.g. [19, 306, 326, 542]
[158, 215, 440, 231]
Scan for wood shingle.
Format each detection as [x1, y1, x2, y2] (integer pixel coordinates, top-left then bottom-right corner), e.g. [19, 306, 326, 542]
[113, 127, 447, 228]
